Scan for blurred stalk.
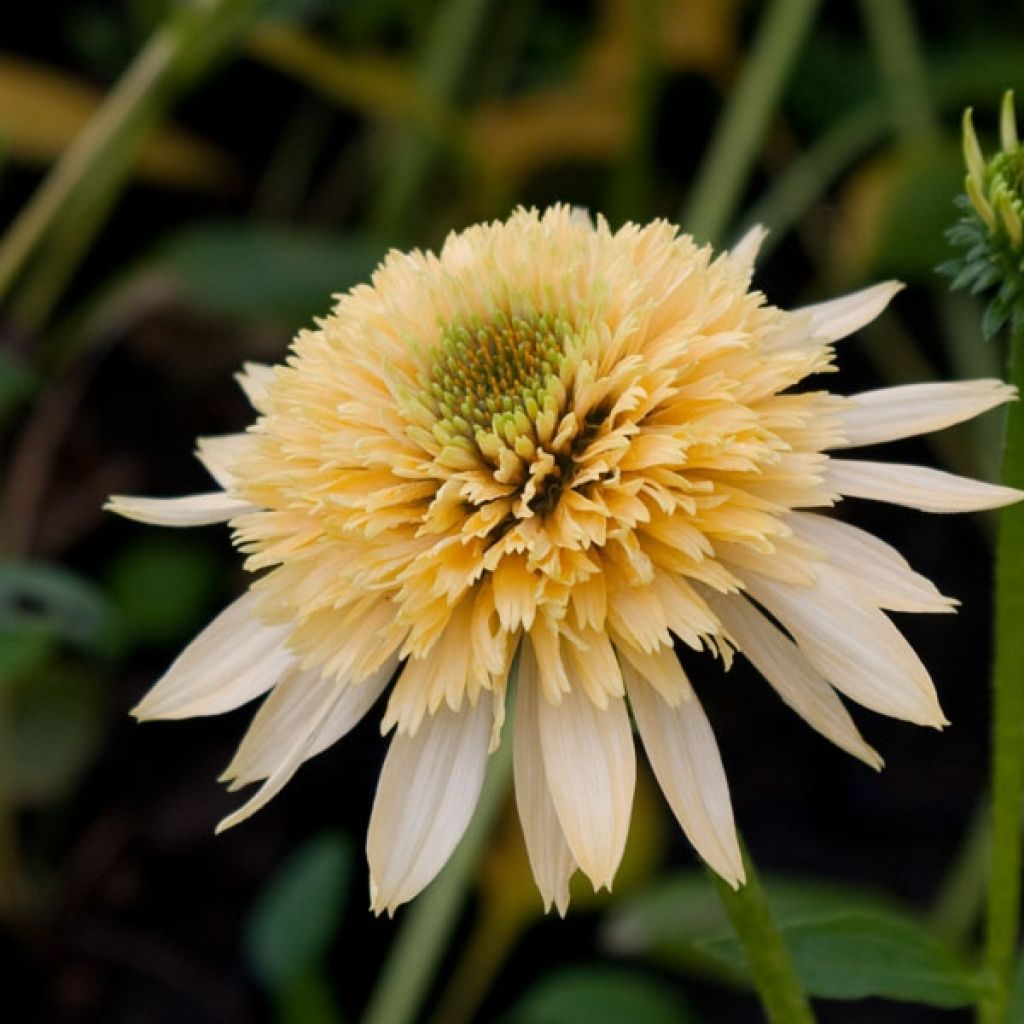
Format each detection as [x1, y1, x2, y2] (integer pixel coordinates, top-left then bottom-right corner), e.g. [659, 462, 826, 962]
[607, 0, 662, 225]
[361, 705, 516, 1024]
[0, 0, 262, 328]
[680, 0, 819, 245]
[370, 0, 494, 238]
[928, 801, 990, 952]
[710, 839, 816, 1024]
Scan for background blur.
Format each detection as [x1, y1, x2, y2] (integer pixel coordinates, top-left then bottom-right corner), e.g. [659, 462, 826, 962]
[1, 1, 1022, 1021]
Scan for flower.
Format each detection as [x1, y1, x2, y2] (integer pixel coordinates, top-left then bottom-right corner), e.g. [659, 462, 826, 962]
[108, 206, 1022, 916]
[944, 90, 1024, 337]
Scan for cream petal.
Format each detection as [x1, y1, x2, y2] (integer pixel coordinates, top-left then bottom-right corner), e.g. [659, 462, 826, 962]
[537, 685, 635, 891]
[742, 568, 947, 727]
[622, 658, 744, 886]
[221, 653, 399, 789]
[236, 361, 275, 409]
[799, 281, 904, 342]
[788, 511, 954, 614]
[514, 640, 576, 915]
[710, 592, 882, 768]
[367, 693, 493, 915]
[833, 380, 1015, 449]
[132, 590, 293, 720]
[826, 458, 1024, 513]
[105, 492, 257, 526]
[196, 433, 252, 488]
[730, 224, 768, 271]
[215, 681, 346, 833]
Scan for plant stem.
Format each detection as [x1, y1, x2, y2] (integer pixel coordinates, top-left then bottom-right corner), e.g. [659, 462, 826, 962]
[710, 839, 816, 1024]
[981, 325, 1024, 1024]
[0, 0, 261, 317]
[680, 0, 819, 245]
[361, 719, 516, 1024]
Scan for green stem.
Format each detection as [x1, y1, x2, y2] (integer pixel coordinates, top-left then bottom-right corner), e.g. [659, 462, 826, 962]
[361, 717, 516, 1024]
[0, 0, 261, 317]
[981, 326, 1024, 1024]
[710, 839, 816, 1024]
[680, 0, 820, 245]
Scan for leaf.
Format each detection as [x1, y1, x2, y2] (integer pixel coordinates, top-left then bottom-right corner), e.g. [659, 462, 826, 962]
[245, 832, 353, 992]
[7, 664, 106, 805]
[0, 561, 118, 658]
[503, 966, 697, 1024]
[702, 911, 981, 1008]
[105, 536, 221, 648]
[152, 222, 385, 328]
[0, 352, 39, 431]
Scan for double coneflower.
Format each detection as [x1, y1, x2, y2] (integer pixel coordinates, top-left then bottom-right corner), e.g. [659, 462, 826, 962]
[109, 206, 1021, 915]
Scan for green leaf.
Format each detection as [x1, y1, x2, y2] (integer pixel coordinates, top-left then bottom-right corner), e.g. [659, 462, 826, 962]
[503, 966, 697, 1024]
[153, 222, 384, 328]
[105, 536, 221, 648]
[245, 831, 353, 992]
[703, 911, 981, 1008]
[0, 351, 38, 431]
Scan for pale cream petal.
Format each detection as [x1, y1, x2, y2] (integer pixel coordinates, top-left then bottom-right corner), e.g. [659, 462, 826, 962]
[833, 380, 1015, 449]
[742, 568, 947, 727]
[514, 639, 576, 915]
[826, 458, 1024, 513]
[221, 652, 399, 789]
[236, 361, 275, 409]
[730, 224, 768, 270]
[105, 492, 257, 526]
[196, 433, 252, 488]
[622, 658, 745, 886]
[132, 590, 292, 720]
[367, 694, 493, 915]
[788, 511, 954, 614]
[799, 281, 904, 342]
[709, 591, 883, 768]
[537, 686, 635, 891]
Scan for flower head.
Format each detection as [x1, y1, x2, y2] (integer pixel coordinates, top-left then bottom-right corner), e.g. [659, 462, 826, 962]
[945, 91, 1024, 337]
[108, 206, 1022, 915]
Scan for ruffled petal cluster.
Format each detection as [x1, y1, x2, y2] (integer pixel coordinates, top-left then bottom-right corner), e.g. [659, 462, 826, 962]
[108, 206, 1022, 915]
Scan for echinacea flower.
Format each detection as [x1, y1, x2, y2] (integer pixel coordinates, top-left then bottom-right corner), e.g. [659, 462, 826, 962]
[108, 206, 1022, 915]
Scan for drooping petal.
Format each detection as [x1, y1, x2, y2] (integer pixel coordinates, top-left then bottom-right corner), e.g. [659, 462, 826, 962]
[833, 380, 1015, 449]
[827, 459, 1024, 513]
[514, 639, 576, 915]
[105, 492, 257, 527]
[788, 511, 954, 614]
[798, 281, 904, 342]
[742, 568, 947, 727]
[621, 656, 744, 886]
[221, 652, 399, 789]
[537, 683, 635, 891]
[710, 591, 882, 768]
[367, 693, 493, 915]
[132, 590, 292, 720]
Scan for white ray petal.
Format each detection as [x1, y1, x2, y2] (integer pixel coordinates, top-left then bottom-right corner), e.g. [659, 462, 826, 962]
[710, 591, 882, 768]
[826, 459, 1024, 513]
[236, 362, 275, 409]
[216, 681, 348, 833]
[788, 511, 955, 614]
[133, 590, 293, 720]
[196, 433, 252, 488]
[622, 658, 744, 886]
[798, 281, 904, 342]
[105, 492, 257, 526]
[742, 568, 947, 727]
[221, 653, 399, 789]
[537, 685, 635, 892]
[833, 380, 1015, 449]
[730, 224, 769, 271]
[514, 640, 576, 915]
[367, 694, 493, 915]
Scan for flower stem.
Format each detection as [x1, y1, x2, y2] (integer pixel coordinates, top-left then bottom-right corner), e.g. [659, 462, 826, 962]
[680, 0, 820, 245]
[361, 720, 516, 1024]
[709, 838, 816, 1024]
[981, 325, 1024, 1024]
